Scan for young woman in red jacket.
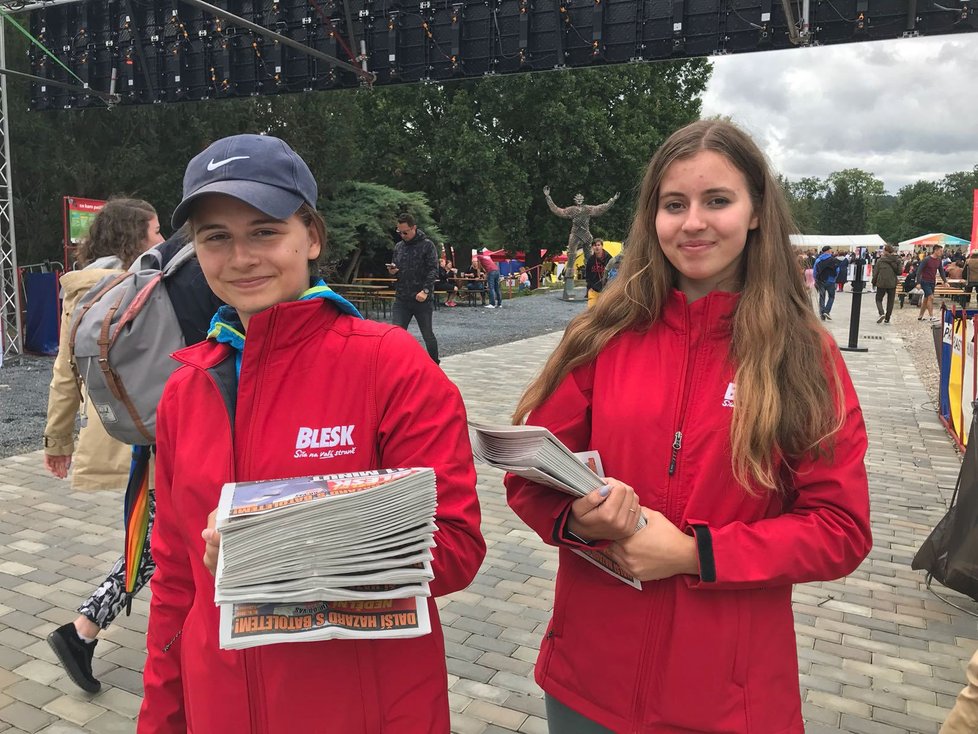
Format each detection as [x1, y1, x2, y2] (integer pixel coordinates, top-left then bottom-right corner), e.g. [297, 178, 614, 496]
[506, 120, 872, 733]
[138, 134, 485, 733]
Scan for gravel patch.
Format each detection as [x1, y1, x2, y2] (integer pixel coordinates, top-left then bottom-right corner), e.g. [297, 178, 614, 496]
[889, 296, 944, 409]
[0, 287, 585, 460]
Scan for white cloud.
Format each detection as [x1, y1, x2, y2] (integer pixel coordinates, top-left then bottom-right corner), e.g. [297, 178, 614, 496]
[701, 35, 978, 193]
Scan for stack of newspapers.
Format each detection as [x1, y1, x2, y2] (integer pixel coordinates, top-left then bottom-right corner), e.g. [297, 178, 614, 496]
[213, 468, 437, 649]
[470, 421, 644, 589]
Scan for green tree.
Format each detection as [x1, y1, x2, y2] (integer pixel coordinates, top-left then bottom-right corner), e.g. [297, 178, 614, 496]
[782, 176, 826, 233]
[904, 192, 956, 239]
[938, 168, 978, 238]
[819, 169, 884, 234]
[820, 177, 866, 235]
[322, 182, 442, 281]
[4, 17, 710, 270]
[481, 61, 711, 251]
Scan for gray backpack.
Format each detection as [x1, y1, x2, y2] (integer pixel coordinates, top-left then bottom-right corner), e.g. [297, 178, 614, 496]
[68, 244, 196, 445]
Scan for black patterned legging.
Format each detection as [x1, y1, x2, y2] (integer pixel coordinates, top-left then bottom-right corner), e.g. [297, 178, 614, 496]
[77, 490, 156, 629]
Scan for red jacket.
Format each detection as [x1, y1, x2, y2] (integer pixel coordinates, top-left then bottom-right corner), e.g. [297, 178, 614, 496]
[139, 299, 485, 734]
[506, 290, 872, 733]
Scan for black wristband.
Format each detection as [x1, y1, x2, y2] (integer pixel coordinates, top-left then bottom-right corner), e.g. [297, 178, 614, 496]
[691, 525, 716, 582]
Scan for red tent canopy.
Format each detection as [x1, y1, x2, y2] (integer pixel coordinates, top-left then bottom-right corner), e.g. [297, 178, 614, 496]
[486, 248, 557, 262]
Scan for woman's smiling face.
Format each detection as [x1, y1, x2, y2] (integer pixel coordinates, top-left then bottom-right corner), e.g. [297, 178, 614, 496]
[655, 150, 759, 301]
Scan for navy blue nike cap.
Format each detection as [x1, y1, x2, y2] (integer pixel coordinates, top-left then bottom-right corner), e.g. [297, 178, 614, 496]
[172, 134, 317, 229]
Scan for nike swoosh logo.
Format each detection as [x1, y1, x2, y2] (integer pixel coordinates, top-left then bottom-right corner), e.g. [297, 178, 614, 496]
[206, 156, 250, 171]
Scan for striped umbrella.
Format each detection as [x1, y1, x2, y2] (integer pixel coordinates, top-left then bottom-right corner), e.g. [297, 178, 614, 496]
[122, 445, 152, 612]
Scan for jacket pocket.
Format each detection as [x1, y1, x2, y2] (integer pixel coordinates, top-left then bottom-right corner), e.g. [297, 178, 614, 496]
[648, 589, 748, 732]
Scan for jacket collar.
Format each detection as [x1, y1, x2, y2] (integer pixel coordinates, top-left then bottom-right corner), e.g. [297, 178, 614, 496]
[174, 297, 350, 370]
[658, 288, 740, 337]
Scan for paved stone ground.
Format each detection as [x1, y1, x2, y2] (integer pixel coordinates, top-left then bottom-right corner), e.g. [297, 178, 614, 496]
[0, 290, 974, 733]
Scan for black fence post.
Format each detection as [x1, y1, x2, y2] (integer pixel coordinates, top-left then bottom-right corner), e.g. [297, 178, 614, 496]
[840, 255, 869, 353]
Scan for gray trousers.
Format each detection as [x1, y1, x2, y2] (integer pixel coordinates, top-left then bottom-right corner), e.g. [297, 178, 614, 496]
[545, 695, 615, 734]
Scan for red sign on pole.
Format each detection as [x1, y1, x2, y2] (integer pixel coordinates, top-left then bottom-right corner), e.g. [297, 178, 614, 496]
[970, 189, 978, 255]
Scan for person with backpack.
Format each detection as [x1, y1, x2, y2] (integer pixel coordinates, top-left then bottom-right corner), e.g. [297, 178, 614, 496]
[813, 245, 841, 320]
[139, 134, 485, 733]
[42, 198, 165, 692]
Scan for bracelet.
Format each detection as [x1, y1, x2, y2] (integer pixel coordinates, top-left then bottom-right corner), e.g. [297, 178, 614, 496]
[563, 527, 595, 547]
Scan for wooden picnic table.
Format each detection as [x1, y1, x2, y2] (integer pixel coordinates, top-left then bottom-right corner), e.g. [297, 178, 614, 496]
[329, 283, 394, 318]
[451, 276, 488, 306]
[934, 280, 971, 308]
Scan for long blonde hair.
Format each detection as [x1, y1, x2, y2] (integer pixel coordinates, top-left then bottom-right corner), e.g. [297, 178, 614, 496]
[514, 120, 844, 492]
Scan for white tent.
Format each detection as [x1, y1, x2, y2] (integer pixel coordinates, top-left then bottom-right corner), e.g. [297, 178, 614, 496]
[789, 234, 887, 251]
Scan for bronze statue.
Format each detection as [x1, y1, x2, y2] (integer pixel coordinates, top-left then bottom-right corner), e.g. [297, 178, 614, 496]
[544, 186, 619, 299]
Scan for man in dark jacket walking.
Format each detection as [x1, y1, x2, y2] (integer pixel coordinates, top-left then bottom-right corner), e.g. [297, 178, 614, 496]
[872, 245, 902, 324]
[388, 213, 440, 363]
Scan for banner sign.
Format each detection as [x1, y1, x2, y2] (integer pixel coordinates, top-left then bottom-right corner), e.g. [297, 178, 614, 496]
[65, 197, 105, 243]
[950, 316, 965, 441]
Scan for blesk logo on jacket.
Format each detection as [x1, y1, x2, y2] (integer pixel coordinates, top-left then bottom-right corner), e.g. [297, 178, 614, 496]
[722, 383, 735, 409]
[294, 425, 357, 459]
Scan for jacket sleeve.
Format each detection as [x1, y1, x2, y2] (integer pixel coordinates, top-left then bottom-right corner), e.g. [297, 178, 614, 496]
[138, 382, 195, 734]
[505, 362, 596, 548]
[43, 291, 82, 455]
[685, 345, 872, 590]
[423, 241, 439, 292]
[374, 329, 485, 597]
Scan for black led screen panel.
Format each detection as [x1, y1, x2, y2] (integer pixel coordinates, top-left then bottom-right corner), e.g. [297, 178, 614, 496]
[26, 0, 978, 109]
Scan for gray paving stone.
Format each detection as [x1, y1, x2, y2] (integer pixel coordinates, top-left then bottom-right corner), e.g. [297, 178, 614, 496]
[0, 701, 57, 733]
[0, 310, 976, 732]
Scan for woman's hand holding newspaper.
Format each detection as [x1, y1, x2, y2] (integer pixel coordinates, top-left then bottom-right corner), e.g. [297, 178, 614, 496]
[605, 509, 699, 582]
[567, 478, 641, 542]
[201, 508, 221, 576]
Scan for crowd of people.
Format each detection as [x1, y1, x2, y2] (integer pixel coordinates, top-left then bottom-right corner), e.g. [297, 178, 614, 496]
[27, 119, 977, 733]
[796, 243, 977, 324]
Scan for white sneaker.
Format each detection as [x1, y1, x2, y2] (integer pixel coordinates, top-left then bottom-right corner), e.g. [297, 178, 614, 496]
[484, 304, 495, 308]
[930, 316, 940, 322]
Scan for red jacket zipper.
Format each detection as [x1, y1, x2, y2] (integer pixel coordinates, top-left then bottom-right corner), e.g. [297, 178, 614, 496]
[630, 302, 702, 727]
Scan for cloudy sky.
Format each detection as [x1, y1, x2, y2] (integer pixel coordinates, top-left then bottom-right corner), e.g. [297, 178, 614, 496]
[701, 34, 978, 194]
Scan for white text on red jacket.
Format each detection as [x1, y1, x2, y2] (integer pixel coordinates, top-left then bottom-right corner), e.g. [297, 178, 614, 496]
[294, 425, 357, 459]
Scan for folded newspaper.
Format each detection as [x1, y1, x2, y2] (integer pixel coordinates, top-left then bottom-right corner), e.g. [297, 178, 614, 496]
[470, 421, 644, 590]
[214, 468, 437, 649]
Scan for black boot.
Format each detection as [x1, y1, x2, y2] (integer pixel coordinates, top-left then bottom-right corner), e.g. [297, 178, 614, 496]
[47, 623, 100, 693]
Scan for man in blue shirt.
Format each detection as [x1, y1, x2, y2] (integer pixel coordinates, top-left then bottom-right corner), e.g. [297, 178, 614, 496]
[813, 246, 842, 320]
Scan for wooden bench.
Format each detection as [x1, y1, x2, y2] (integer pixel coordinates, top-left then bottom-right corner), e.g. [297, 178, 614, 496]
[934, 284, 972, 308]
[900, 284, 972, 309]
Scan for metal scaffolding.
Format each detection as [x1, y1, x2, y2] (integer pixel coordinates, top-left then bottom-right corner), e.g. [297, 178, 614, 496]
[0, 16, 20, 359]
